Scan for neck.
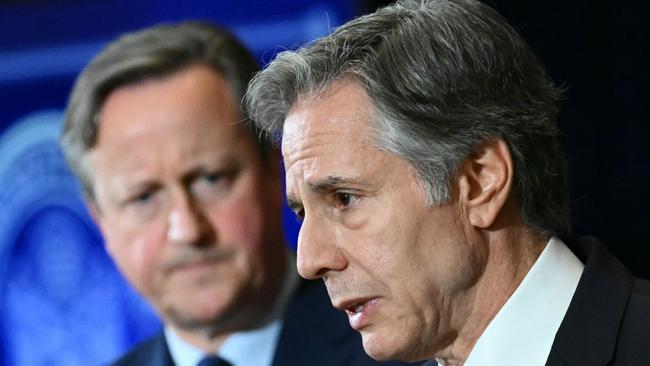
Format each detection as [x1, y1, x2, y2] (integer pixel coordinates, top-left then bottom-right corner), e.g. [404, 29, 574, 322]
[171, 326, 230, 353]
[435, 226, 549, 365]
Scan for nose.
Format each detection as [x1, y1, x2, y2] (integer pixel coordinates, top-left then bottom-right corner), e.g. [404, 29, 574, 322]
[296, 214, 347, 280]
[166, 193, 211, 246]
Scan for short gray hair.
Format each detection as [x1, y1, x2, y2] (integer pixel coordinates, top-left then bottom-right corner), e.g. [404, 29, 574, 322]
[61, 21, 268, 198]
[245, 0, 569, 236]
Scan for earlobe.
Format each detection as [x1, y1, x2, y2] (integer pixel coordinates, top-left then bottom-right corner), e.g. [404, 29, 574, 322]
[459, 139, 513, 229]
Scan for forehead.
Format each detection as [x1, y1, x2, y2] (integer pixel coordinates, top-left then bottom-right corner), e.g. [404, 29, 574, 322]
[97, 65, 241, 144]
[281, 80, 393, 184]
[284, 80, 373, 137]
[88, 65, 254, 183]
[284, 81, 368, 156]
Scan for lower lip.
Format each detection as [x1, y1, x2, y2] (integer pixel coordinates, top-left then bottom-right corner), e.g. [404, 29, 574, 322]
[347, 298, 379, 330]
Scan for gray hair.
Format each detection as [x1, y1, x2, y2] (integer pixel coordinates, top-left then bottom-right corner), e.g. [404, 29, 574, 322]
[245, 0, 569, 236]
[61, 21, 268, 198]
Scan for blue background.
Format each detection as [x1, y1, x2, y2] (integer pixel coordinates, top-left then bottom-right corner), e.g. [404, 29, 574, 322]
[1, 0, 649, 365]
[0, 1, 358, 365]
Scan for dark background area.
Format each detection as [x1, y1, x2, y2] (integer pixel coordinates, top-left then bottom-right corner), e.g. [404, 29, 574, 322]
[364, 0, 650, 278]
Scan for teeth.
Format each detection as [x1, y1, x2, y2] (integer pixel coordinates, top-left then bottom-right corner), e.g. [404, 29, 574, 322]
[353, 304, 364, 313]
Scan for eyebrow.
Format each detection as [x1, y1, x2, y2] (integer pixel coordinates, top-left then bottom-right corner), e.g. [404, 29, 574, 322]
[307, 175, 354, 192]
[286, 175, 356, 211]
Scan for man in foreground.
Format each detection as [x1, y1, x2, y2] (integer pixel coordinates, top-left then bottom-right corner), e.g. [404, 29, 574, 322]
[245, 0, 650, 365]
[61, 21, 414, 366]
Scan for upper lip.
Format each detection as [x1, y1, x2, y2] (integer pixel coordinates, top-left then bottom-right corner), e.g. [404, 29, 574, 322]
[164, 251, 232, 273]
[334, 296, 377, 313]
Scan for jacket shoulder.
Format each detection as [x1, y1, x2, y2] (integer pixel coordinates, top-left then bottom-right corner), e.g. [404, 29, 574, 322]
[549, 237, 650, 365]
[110, 332, 172, 366]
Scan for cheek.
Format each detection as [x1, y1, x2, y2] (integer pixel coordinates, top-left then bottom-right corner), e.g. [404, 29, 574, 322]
[350, 211, 416, 280]
[419, 217, 483, 293]
[210, 186, 267, 254]
[353, 205, 458, 299]
[104, 222, 166, 296]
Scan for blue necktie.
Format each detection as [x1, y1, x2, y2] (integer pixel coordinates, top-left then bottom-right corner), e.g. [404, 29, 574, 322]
[196, 355, 233, 366]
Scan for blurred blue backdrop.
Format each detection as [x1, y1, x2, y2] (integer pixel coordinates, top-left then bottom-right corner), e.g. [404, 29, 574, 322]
[0, 1, 359, 365]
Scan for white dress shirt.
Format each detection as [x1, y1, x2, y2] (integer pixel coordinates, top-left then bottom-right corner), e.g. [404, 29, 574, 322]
[463, 237, 584, 366]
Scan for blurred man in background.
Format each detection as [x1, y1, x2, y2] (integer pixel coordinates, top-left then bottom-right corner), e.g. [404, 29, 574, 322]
[60, 21, 416, 366]
[246, 0, 650, 365]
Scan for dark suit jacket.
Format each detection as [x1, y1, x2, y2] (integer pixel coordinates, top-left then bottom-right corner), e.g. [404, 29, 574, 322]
[421, 237, 650, 366]
[111, 279, 420, 366]
[546, 237, 650, 365]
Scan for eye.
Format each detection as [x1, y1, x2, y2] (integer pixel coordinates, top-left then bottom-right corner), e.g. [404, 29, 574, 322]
[195, 171, 228, 190]
[200, 172, 223, 185]
[130, 190, 154, 205]
[287, 199, 305, 222]
[192, 170, 233, 200]
[289, 205, 305, 221]
[333, 192, 358, 209]
[123, 188, 160, 221]
[295, 208, 305, 221]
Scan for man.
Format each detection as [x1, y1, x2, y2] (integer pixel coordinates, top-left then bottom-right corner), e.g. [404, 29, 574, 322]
[245, 1, 650, 365]
[60, 21, 416, 366]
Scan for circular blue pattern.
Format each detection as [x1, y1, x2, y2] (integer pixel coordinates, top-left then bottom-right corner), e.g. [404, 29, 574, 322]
[0, 110, 160, 366]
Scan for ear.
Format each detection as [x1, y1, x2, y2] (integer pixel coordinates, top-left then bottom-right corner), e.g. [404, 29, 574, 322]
[457, 138, 514, 229]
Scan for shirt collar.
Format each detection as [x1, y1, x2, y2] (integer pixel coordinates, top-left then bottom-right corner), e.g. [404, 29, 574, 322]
[464, 236, 584, 366]
[165, 319, 283, 366]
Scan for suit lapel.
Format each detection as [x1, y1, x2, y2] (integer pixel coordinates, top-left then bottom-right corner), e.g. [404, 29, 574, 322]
[156, 335, 176, 366]
[271, 279, 357, 366]
[111, 331, 174, 366]
[546, 237, 633, 366]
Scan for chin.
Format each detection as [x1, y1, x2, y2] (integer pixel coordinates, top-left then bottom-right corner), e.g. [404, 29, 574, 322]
[361, 331, 399, 361]
[159, 292, 233, 329]
[361, 330, 423, 363]
[163, 303, 224, 330]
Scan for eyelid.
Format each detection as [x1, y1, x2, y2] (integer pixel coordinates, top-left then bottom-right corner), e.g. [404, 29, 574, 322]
[294, 208, 305, 221]
[288, 202, 305, 219]
[199, 171, 223, 182]
[123, 185, 158, 206]
[193, 169, 223, 181]
[133, 191, 152, 202]
[120, 187, 160, 222]
[190, 169, 237, 190]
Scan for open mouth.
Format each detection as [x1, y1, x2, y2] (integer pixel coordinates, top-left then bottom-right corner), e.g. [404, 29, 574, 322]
[345, 301, 368, 315]
[337, 297, 373, 312]
[337, 297, 379, 329]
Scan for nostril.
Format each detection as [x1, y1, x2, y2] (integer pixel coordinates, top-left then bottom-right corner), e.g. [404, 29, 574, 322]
[315, 268, 329, 278]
